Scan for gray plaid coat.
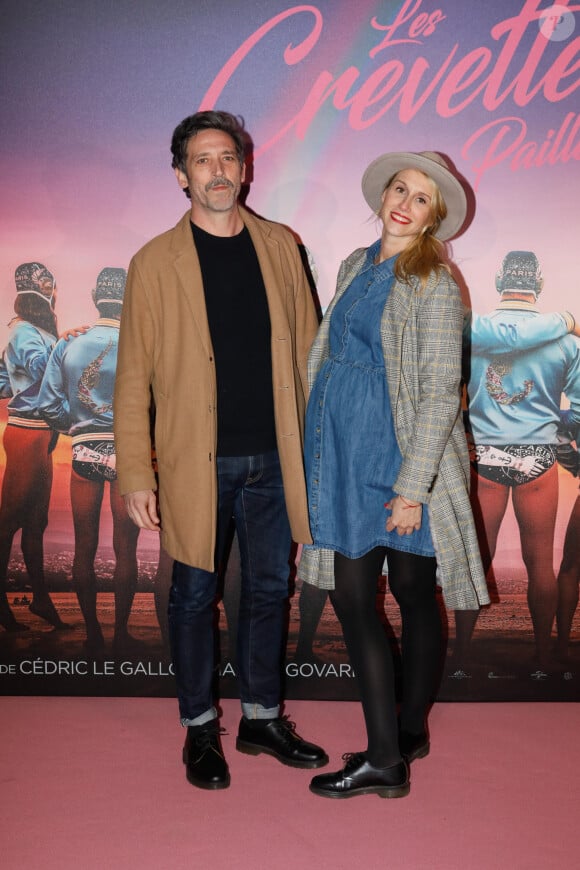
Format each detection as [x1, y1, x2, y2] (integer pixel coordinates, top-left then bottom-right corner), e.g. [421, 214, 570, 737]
[298, 247, 489, 610]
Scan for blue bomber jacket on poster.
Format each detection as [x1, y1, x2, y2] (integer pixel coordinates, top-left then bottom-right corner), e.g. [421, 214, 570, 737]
[464, 303, 580, 445]
[37, 319, 120, 436]
[1, 320, 56, 428]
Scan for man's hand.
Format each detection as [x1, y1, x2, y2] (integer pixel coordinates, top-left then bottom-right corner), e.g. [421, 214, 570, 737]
[123, 490, 161, 530]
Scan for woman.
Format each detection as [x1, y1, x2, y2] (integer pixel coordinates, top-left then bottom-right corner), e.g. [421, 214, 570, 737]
[0, 262, 69, 632]
[299, 151, 489, 799]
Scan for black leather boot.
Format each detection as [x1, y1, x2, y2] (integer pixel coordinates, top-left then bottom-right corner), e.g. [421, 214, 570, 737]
[310, 752, 409, 799]
[183, 722, 230, 789]
[236, 716, 328, 769]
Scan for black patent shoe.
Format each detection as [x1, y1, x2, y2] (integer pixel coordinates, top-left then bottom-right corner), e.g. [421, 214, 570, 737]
[183, 723, 230, 790]
[236, 716, 329, 769]
[309, 752, 409, 799]
[399, 729, 430, 763]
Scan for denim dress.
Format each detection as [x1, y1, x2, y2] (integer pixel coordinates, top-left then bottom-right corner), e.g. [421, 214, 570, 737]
[304, 243, 434, 559]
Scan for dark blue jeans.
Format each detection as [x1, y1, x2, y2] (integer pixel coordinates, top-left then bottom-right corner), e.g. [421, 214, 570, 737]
[168, 450, 292, 724]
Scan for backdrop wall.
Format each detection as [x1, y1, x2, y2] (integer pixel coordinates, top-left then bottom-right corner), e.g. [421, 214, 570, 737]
[1, 0, 579, 701]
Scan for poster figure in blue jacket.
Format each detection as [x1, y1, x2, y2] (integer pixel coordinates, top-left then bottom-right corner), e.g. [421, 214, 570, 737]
[38, 268, 147, 655]
[0, 263, 70, 633]
[457, 251, 580, 674]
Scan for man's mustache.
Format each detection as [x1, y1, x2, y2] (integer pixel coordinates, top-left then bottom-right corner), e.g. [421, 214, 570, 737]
[206, 177, 235, 191]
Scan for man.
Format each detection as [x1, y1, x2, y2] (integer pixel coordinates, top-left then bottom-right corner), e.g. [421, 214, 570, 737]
[456, 251, 580, 673]
[114, 111, 327, 789]
[38, 268, 149, 655]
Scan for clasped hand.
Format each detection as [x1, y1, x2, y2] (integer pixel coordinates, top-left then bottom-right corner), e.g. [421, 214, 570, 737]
[384, 495, 422, 535]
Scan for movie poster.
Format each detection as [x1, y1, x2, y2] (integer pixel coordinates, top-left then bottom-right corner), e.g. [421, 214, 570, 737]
[1, 0, 579, 702]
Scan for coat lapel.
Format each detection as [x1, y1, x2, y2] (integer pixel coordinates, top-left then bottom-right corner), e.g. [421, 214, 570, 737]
[169, 207, 286, 355]
[241, 207, 289, 328]
[380, 276, 416, 410]
[170, 212, 214, 355]
[307, 247, 368, 387]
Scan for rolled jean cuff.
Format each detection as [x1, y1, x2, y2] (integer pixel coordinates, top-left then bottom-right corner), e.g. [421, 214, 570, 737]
[241, 703, 280, 720]
[181, 706, 217, 728]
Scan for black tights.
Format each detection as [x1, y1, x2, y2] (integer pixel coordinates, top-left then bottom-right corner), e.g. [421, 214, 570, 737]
[330, 547, 441, 767]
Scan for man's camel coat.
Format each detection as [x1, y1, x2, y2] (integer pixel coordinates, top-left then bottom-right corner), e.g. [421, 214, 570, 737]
[114, 207, 319, 570]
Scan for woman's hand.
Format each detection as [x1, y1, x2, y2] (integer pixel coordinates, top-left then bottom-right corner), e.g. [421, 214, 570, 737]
[511, 454, 544, 476]
[385, 495, 422, 535]
[60, 324, 90, 341]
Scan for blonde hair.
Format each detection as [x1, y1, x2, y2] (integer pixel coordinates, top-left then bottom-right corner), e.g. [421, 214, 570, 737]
[383, 170, 450, 288]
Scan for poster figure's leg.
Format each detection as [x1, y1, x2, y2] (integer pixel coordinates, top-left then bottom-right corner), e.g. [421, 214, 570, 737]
[70, 470, 106, 653]
[0, 577, 27, 630]
[451, 471, 509, 670]
[154, 544, 173, 652]
[512, 463, 558, 669]
[0, 494, 28, 630]
[452, 610, 479, 672]
[556, 492, 580, 664]
[0, 426, 68, 631]
[110, 478, 144, 654]
[293, 581, 328, 662]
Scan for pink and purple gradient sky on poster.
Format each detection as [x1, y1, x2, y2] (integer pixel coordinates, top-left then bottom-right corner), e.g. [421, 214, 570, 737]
[1, 0, 578, 338]
[0, 0, 578, 584]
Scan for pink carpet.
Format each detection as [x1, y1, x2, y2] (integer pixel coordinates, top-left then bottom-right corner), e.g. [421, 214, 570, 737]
[2, 697, 578, 869]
